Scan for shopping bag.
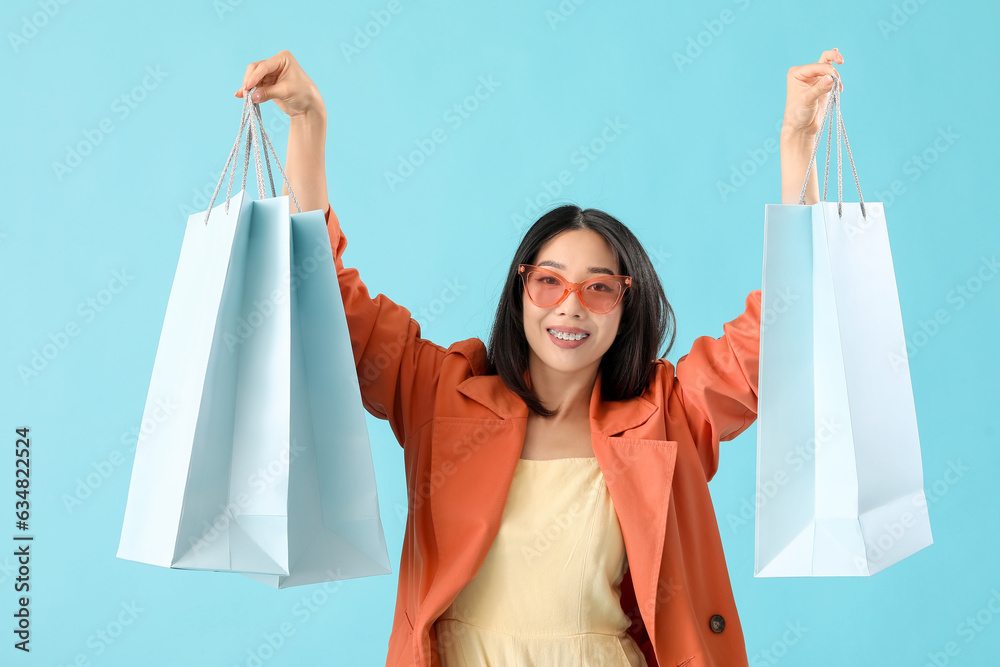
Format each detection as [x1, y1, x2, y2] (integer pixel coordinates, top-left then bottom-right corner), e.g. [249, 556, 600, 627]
[755, 74, 933, 577]
[117, 88, 392, 588]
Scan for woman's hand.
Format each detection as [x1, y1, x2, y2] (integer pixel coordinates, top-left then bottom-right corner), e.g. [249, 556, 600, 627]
[234, 50, 329, 215]
[779, 48, 845, 204]
[234, 49, 325, 121]
[782, 48, 844, 136]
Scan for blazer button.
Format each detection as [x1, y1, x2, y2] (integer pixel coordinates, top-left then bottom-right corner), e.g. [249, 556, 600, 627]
[709, 614, 725, 633]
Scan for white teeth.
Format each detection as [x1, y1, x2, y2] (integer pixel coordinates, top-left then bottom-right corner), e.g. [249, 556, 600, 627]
[548, 329, 589, 341]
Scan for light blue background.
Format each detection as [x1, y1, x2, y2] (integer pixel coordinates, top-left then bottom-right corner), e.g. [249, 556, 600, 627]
[3, 0, 997, 665]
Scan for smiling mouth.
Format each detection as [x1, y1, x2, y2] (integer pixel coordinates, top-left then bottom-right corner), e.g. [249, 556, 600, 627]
[547, 329, 590, 341]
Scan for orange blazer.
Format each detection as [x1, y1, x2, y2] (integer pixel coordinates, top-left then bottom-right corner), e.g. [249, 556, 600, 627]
[324, 203, 762, 667]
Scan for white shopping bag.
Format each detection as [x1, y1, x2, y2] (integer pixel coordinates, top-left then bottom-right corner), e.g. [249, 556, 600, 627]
[755, 75, 933, 577]
[117, 89, 391, 588]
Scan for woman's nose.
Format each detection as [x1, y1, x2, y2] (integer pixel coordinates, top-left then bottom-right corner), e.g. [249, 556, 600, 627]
[556, 288, 587, 315]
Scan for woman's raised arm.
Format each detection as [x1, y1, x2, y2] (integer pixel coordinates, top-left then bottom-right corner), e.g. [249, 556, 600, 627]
[235, 51, 448, 449]
[672, 48, 846, 478]
[780, 48, 845, 205]
[237, 50, 329, 216]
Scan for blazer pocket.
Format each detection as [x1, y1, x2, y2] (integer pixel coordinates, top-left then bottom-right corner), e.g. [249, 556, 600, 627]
[605, 436, 676, 447]
[602, 436, 678, 479]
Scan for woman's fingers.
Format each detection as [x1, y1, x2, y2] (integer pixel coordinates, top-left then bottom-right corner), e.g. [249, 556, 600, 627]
[792, 62, 840, 81]
[249, 80, 290, 105]
[234, 55, 286, 99]
[242, 51, 288, 94]
[244, 62, 274, 95]
[248, 73, 281, 100]
[231, 50, 322, 117]
[817, 48, 844, 65]
[791, 62, 843, 92]
[814, 48, 844, 90]
[235, 61, 262, 96]
[242, 61, 260, 86]
[235, 62, 260, 97]
[782, 48, 846, 135]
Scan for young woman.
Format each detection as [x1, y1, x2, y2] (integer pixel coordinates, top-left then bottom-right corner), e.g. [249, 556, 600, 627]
[237, 47, 845, 667]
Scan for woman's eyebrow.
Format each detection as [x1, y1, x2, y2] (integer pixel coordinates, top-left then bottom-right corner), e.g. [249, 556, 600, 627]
[536, 260, 615, 276]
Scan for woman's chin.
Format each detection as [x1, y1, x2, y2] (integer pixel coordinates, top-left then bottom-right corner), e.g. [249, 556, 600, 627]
[534, 353, 599, 375]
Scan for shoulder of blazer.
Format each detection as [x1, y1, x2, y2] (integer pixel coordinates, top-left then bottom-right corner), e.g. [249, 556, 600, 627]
[444, 336, 490, 375]
[647, 357, 678, 396]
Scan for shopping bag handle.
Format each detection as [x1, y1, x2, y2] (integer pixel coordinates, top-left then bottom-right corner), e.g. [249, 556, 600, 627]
[796, 73, 867, 220]
[203, 86, 303, 224]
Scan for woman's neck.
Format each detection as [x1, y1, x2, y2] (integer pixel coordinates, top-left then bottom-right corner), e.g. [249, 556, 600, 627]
[526, 357, 599, 420]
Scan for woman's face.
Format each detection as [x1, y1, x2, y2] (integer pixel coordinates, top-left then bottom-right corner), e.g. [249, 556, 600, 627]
[522, 229, 624, 377]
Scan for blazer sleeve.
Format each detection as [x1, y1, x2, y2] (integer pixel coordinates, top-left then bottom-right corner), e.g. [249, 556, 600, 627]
[672, 289, 761, 480]
[325, 203, 448, 448]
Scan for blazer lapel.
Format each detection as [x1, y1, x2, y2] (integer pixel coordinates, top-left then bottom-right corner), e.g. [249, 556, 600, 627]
[586, 370, 677, 636]
[414, 369, 676, 659]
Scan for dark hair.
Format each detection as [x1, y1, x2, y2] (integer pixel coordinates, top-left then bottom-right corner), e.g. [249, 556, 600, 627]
[484, 205, 676, 417]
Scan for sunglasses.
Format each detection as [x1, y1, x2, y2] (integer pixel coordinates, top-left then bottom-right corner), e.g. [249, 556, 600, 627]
[518, 264, 632, 315]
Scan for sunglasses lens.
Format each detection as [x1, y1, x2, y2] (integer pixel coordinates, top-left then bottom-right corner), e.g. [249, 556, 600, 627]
[523, 270, 564, 307]
[523, 270, 623, 314]
[582, 278, 624, 313]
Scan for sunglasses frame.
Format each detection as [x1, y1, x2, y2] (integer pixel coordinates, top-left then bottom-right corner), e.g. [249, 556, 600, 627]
[518, 264, 633, 315]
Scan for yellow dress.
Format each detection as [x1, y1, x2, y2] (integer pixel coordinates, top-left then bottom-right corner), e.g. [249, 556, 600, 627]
[434, 456, 648, 666]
